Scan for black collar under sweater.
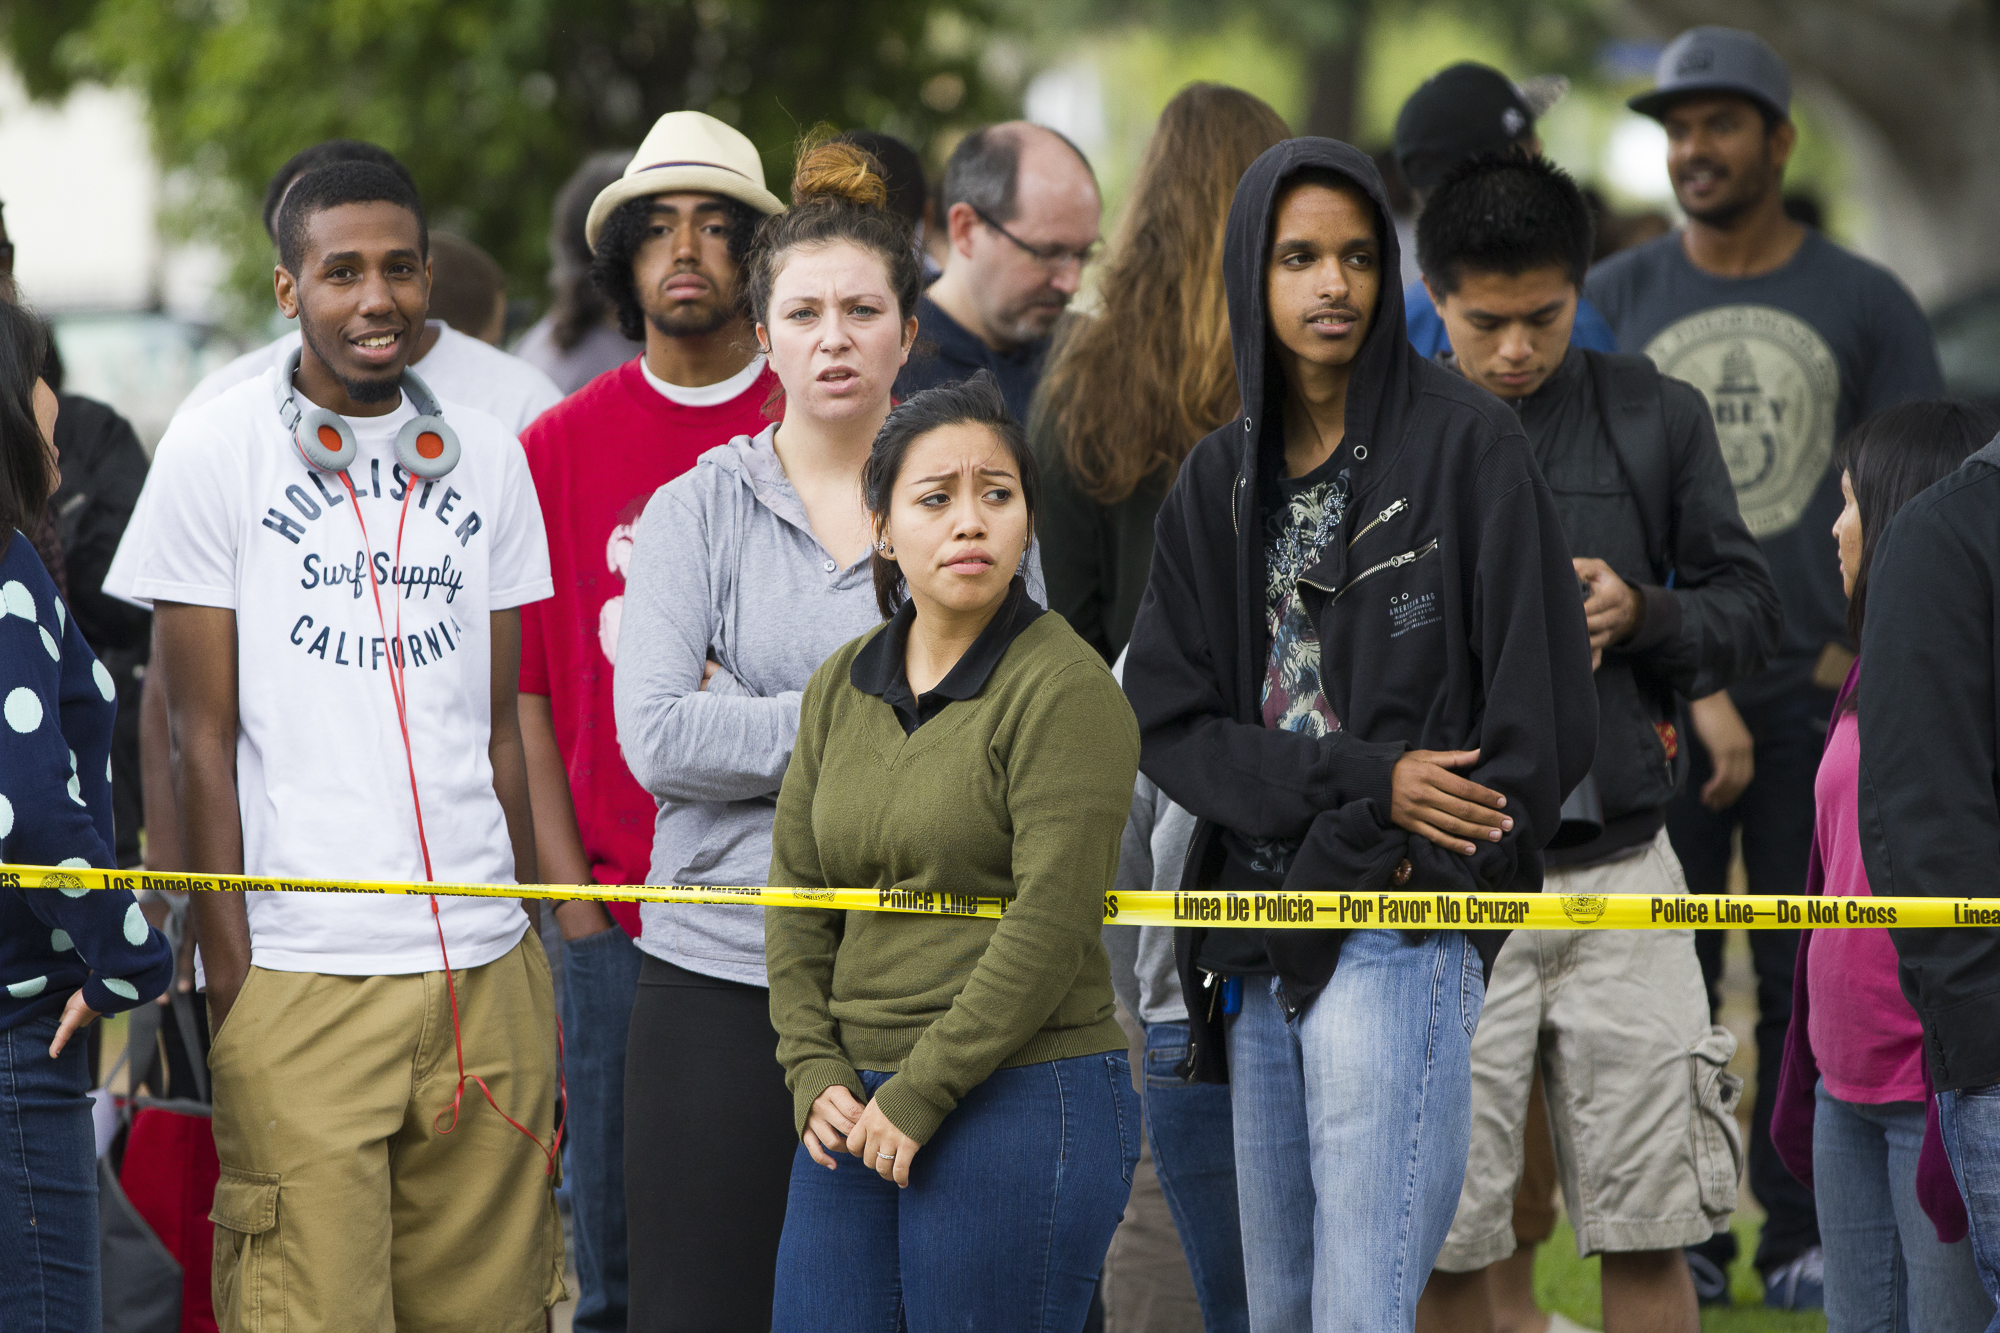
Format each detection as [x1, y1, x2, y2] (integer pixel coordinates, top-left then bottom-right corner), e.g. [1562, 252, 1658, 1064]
[851, 576, 1045, 734]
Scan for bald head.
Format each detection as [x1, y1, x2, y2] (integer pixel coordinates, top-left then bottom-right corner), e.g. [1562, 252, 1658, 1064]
[933, 122, 1102, 351]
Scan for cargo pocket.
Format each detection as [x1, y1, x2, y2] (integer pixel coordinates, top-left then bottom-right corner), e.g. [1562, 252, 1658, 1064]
[1687, 1026, 1744, 1221]
[210, 1167, 282, 1332]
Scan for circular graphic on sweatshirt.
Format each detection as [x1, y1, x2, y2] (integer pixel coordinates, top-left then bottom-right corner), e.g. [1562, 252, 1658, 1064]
[1646, 305, 1840, 538]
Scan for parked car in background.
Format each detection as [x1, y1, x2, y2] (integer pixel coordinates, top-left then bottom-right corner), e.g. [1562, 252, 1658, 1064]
[48, 312, 250, 453]
[1931, 284, 2000, 412]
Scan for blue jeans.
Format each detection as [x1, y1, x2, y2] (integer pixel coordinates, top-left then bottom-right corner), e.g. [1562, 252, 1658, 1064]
[1816, 1082, 1991, 1332]
[1225, 929, 1484, 1333]
[1935, 1084, 2000, 1332]
[772, 1053, 1142, 1332]
[559, 926, 644, 1333]
[1144, 1021, 1249, 1333]
[0, 1015, 98, 1332]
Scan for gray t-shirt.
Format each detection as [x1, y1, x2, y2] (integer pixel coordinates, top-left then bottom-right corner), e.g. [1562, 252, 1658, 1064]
[1585, 230, 1944, 708]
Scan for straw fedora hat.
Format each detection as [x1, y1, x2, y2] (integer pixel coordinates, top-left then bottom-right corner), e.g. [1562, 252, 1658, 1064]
[584, 111, 785, 248]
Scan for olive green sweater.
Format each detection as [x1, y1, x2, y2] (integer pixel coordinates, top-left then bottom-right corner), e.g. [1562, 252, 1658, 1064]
[765, 611, 1138, 1144]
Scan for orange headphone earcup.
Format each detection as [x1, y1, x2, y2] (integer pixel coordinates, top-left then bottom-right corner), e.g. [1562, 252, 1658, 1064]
[395, 415, 460, 480]
[294, 407, 358, 473]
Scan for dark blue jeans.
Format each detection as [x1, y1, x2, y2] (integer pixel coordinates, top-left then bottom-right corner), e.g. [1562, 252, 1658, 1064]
[559, 926, 643, 1333]
[0, 1015, 98, 1332]
[1669, 687, 1830, 1273]
[772, 1053, 1142, 1332]
[1143, 1022, 1248, 1333]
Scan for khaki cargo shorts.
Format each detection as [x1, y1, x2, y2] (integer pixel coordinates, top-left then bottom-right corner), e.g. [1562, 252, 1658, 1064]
[1435, 829, 1744, 1268]
[206, 936, 567, 1332]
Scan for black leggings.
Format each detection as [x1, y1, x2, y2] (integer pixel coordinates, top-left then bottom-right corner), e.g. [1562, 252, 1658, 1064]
[625, 955, 795, 1333]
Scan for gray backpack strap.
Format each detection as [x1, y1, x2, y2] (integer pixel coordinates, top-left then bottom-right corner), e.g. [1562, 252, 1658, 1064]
[1588, 350, 1673, 583]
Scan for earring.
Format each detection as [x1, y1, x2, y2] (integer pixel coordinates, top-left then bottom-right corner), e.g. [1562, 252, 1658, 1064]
[874, 540, 894, 556]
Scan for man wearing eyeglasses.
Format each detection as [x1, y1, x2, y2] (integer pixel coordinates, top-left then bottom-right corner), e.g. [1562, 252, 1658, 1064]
[894, 122, 1102, 427]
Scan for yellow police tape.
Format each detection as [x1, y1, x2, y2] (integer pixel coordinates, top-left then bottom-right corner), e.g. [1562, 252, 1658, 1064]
[7, 862, 1993, 930]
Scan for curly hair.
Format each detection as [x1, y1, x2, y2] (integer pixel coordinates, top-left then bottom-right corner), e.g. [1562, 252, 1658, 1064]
[589, 193, 761, 342]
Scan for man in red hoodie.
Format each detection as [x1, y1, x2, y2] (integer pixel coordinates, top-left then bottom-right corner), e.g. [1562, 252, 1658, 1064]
[516, 110, 783, 1333]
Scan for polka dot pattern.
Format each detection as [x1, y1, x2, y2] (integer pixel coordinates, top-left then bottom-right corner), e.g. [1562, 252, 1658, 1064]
[7, 977, 46, 999]
[39, 627, 57, 660]
[4, 687, 42, 734]
[50, 930, 72, 953]
[0, 793, 11, 839]
[54, 598, 64, 630]
[123, 903, 148, 946]
[92, 661, 114, 702]
[102, 979, 138, 1001]
[0, 580, 31, 621]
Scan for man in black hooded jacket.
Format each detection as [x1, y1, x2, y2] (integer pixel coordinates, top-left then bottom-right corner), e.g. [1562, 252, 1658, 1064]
[1122, 139, 1597, 1330]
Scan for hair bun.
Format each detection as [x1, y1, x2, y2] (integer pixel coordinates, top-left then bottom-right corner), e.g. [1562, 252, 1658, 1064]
[791, 139, 889, 210]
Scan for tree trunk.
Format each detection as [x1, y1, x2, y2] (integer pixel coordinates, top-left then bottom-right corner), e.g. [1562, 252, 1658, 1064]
[1302, 0, 1370, 143]
[1623, 0, 2000, 305]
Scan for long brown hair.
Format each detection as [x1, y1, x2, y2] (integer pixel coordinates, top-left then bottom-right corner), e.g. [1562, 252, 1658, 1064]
[1039, 83, 1290, 505]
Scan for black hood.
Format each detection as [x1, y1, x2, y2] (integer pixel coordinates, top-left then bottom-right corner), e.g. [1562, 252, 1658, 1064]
[1222, 137, 1419, 474]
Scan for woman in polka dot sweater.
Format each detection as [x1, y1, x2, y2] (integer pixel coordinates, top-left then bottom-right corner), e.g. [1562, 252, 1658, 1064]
[0, 301, 170, 1329]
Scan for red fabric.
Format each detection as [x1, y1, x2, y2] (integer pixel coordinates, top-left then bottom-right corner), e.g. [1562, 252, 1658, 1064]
[120, 1105, 220, 1333]
[519, 358, 778, 933]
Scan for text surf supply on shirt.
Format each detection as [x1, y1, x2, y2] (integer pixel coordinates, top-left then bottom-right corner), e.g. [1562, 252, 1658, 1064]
[104, 368, 553, 974]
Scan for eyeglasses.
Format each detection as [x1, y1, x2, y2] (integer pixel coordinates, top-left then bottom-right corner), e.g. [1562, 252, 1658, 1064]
[969, 206, 1100, 271]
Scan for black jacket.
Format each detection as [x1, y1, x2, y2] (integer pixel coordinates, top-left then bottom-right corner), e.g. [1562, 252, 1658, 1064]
[1508, 349, 1780, 864]
[1122, 139, 1598, 1082]
[1858, 437, 2000, 1091]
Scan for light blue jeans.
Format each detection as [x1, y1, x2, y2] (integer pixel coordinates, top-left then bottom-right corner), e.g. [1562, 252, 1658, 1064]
[1935, 1083, 2000, 1333]
[1225, 929, 1484, 1332]
[1816, 1082, 1992, 1332]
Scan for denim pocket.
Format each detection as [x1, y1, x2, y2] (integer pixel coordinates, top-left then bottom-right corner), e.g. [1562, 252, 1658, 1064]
[1105, 1054, 1141, 1185]
[1143, 1040, 1189, 1091]
[1460, 936, 1486, 1037]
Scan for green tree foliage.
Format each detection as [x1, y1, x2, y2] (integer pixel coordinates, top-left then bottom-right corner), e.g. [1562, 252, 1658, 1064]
[1009, 0, 1606, 140]
[4, 0, 1006, 324]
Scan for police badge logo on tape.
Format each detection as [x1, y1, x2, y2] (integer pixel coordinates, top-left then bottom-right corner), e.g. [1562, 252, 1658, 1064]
[1561, 892, 1607, 924]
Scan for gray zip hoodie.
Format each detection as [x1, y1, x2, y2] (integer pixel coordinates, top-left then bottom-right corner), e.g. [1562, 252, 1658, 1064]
[613, 423, 1044, 985]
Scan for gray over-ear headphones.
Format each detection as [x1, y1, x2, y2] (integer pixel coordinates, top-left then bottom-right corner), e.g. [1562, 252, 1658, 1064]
[274, 346, 461, 480]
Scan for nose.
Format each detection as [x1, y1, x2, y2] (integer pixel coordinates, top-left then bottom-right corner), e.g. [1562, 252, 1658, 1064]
[1048, 259, 1083, 296]
[356, 267, 396, 315]
[1317, 260, 1350, 305]
[1498, 324, 1534, 363]
[951, 493, 988, 540]
[819, 309, 854, 354]
[672, 219, 701, 262]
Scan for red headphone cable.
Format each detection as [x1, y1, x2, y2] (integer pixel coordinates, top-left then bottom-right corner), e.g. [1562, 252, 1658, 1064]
[343, 472, 566, 1176]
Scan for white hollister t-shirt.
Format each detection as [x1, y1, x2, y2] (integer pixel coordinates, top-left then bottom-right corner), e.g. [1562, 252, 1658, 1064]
[104, 368, 554, 975]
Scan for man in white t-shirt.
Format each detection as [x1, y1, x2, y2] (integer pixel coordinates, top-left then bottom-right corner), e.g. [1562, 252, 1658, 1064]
[105, 161, 563, 1332]
[137, 139, 562, 882]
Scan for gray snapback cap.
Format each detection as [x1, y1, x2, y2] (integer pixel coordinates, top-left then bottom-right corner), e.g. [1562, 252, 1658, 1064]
[1628, 26, 1791, 122]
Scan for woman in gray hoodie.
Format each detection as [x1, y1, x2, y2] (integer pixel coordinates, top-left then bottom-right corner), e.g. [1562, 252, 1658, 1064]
[611, 140, 1043, 1331]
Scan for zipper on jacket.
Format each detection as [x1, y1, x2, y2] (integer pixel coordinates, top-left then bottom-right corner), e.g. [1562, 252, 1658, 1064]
[1347, 497, 1407, 549]
[1231, 474, 1244, 536]
[1331, 538, 1440, 602]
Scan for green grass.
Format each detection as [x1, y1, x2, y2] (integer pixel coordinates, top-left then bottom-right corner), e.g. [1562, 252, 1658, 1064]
[1535, 1215, 1825, 1333]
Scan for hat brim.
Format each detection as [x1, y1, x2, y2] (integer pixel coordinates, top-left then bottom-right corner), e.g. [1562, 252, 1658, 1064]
[1628, 81, 1787, 123]
[585, 166, 785, 249]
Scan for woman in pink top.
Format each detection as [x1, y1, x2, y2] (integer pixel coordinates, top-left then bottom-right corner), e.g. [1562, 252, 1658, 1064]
[1777, 401, 1999, 1333]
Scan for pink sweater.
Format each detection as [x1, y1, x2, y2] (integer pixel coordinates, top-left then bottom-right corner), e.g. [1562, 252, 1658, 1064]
[1806, 709, 1928, 1102]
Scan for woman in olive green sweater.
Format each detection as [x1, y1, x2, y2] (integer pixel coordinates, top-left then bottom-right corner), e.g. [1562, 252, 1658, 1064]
[765, 371, 1141, 1332]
